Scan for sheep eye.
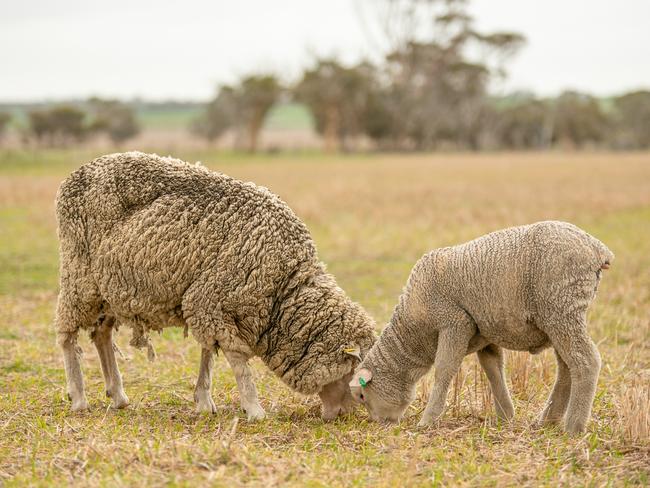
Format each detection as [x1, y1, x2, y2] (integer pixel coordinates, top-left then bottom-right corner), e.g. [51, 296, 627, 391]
[360, 393, 364, 401]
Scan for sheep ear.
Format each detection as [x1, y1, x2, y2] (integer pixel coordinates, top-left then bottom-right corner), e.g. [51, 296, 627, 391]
[342, 344, 361, 360]
[349, 368, 372, 388]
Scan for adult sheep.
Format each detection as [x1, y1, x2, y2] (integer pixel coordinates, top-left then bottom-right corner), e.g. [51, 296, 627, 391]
[55, 151, 376, 420]
[349, 221, 613, 433]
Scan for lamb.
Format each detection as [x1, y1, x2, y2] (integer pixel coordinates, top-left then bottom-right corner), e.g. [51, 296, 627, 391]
[54, 151, 376, 420]
[349, 221, 613, 433]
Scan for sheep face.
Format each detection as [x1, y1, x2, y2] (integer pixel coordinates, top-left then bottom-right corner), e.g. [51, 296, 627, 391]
[349, 368, 414, 423]
[318, 373, 356, 420]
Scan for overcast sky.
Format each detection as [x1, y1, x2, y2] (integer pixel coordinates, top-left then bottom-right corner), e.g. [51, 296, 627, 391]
[1, 0, 649, 102]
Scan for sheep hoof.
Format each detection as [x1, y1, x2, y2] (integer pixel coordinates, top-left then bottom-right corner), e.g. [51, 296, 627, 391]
[195, 392, 217, 414]
[417, 418, 434, 428]
[110, 393, 130, 409]
[244, 404, 266, 422]
[71, 398, 89, 412]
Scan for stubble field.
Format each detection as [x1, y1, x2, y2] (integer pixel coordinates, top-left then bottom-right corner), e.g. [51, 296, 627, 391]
[0, 149, 649, 486]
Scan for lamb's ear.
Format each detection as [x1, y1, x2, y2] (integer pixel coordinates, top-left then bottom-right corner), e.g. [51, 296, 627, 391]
[342, 344, 361, 360]
[349, 368, 373, 388]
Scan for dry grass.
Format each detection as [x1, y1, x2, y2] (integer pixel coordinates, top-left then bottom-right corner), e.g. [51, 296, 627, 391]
[0, 149, 649, 486]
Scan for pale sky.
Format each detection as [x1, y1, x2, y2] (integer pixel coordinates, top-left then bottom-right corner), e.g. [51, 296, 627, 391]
[1, 0, 649, 102]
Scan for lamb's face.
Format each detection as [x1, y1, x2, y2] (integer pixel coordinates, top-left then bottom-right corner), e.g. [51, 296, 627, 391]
[349, 368, 414, 423]
[318, 373, 356, 420]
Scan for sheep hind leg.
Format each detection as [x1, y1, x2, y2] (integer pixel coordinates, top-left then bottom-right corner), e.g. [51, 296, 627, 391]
[538, 349, 571, 426]
[223, 350, 265, 421]
[194, 347, 217, 414]
[418, 320, 475, 427]
[477, 344, 514, 420]
[543, 318, 601, 434]
[58, 330, 89, 411]
[91, 316, 129, 409]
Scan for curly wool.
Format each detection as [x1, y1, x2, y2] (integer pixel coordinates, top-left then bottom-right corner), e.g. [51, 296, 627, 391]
[55, 151, 375, 395]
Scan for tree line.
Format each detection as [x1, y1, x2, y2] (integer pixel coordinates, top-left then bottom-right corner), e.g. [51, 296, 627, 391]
[191, 0, 650, 152]
[0, 98, 140, 147]
[1, 0, 648, 152]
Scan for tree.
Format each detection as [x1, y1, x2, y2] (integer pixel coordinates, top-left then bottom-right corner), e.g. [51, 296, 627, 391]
[359, 0, 525, 150]
[295, 60, 376, 152]
[551, 91, 609, 148]
[192, 86, 238, 143]
[28, 105, 87, 146]
[611, 91, 650, 149]
[0, 112, 11, 143]
[237, 76, 281, 152]
[195, 75, 281, 152]
[493, 95, 552, 149]
[88, 98, 140, 145]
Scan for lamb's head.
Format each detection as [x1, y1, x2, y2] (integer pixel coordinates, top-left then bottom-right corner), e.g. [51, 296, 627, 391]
[349, 362, 416, 423]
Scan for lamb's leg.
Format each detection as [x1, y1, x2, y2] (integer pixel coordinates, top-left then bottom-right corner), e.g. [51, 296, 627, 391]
[538, 349, 571, 426]
[477, 344, 514, 420]
[223, 350, 265, 421]
[91, 316, 129, 409]
[419, 322, 475, 427]
[544, 321, 601, 434]
[58, 330, 89, 411]
[194, 347, 217, 414]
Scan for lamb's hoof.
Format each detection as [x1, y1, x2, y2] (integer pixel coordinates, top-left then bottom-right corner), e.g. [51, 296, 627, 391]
[244, 404, 266, 422]
[563, 421, 587, 435]
[417, 414, 440, 429]
[536, 414, 562, 428]
[496, 411, 515, 422]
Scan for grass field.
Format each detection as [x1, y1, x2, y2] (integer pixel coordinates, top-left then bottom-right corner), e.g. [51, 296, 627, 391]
[0, 149, 649, 486]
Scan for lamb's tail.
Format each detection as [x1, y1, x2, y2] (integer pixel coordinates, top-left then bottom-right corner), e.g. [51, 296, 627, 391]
[591, 237, 614, 270]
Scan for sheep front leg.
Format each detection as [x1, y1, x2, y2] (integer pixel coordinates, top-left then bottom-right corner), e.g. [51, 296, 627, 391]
[538, 349, 571, 426]
[91, 317, 129, 409]
[223, 350, 265, 421]
[194, 347, 217, 413]
[418, 323, 474, 427]
[58, 331, 89, 411]
[477, 344, 514, 420]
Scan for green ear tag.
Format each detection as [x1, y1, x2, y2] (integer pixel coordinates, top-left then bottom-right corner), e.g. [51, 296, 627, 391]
[359, 378, 367, 387]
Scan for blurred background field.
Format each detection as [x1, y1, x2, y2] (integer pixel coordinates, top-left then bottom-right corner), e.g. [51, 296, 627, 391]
[1, 149, 649, 485]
